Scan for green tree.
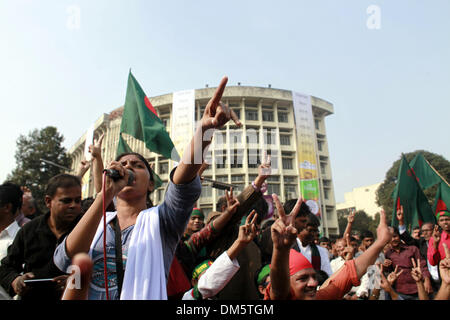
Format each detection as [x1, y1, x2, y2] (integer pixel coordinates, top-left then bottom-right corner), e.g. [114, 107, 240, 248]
[337, 209, 378, 237]
[7, 126, 72, 213]
[376, 150, 450, 224]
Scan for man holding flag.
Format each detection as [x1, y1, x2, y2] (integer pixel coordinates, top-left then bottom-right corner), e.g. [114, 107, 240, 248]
[391, 154, 436, 231]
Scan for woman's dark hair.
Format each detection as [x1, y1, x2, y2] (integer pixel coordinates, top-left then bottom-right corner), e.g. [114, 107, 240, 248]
[115, 152, 154, 182]
[115, 152, 154, 208]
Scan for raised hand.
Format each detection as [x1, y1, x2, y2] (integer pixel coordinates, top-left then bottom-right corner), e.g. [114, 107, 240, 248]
[432, 225, 441, 250]
[387, 265, 403, 286]
[347, 208, 356, 224]
[410, 258, 424, 282]
[200, 77, 241, 130]
[396, 205, 404, 226]
[378, 264, 393, 292]
[237, 210, 258, 244]
[343, 234, 354, 261]
[223, 187, 240, 216]
[439, 243, 450, 285]
[254, 152, 271, 189]
[103, 160, 131, 198]
[377, 209, 393, 246]
[89, 132, 105, 159]
[271, 194, 302, 251]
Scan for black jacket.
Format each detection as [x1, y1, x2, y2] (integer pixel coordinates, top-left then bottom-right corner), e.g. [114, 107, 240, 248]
[0, 212, 78, 300]
[399, 230, 429, 259]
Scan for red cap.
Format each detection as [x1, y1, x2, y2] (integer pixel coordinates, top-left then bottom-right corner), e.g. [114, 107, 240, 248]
[289, 249, 313, 276]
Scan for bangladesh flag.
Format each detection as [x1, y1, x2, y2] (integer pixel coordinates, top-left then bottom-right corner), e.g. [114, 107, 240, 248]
[409, 153, 443, 189]
[117, 71, 178, 189]
[433, 181, 450, 218]
[117, 70, 180, 161]
[391, 154, 436, 230]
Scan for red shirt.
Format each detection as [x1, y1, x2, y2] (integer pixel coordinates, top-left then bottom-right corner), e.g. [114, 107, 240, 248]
[264, 260, 360, 300]
[427, 230, 450, 266]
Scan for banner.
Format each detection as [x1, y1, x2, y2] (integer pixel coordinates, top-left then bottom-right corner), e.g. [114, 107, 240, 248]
[292, 92, 321, 217]
[171, 89, 196, 164]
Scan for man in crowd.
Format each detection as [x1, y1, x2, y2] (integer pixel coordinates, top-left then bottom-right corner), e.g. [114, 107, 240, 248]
[0, 174, 82, 300]
[182, 208, 205, 241]
[265, 196, 393, 300]
[0, 182, 23, 299]
[396, 205, 437, 295]
[384, 227, 431, 300]
[428, 210, 450, 268]
[289, 200, 332, 277]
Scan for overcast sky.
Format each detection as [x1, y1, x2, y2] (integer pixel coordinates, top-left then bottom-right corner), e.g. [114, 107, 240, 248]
[1, 0, 449, 203]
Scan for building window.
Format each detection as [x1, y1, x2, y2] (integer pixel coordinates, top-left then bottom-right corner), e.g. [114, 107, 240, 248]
[200, 184, 212, 198]
[161, 118, 169, 128]
[233, 184, 244, 193]
[267, 184, 280, 195]
[320, 162, 327, 175]
[247, 149, 260, 168]
[324, 188, 330, 200]
[284, 176, 296, 183]
[214, 131, 227, 144]
[282, 158, 293, 170]
[215, 175, 229, 183]
[246, 128, 259, 144]
[232, 108, 241, 120]
[215, 152, 227, 169]
[263, 128, 275, 145]
[278, 112, 288, 123]
[262, 111, 274, 122]
[157, 182, 167, 202]
[280, 135, 291, 146]
[285, 184, 298, 199]
[317, 140, 323, 151]
[159, 162, 169, 174]
[231, 175, 245, 182]
[246, 110, 258, 121]
[315, 119, 320, 130]
[231, 150, 243, 168]
[266, 175, 279, 182]
[229, 130, 242, 146]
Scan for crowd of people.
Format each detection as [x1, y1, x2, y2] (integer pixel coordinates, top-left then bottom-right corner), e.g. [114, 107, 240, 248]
[0, 77, 449, 301]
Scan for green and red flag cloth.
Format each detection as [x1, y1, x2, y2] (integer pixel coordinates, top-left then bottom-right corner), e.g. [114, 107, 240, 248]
[117, 71, 180, 189]
[433, 182, 450, 219]
[391, 154, 436, 230]
[409, 153, 444, 189]
[117, 70, 180, 162]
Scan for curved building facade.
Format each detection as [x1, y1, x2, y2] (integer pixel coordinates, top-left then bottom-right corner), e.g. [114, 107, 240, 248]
[68, 85, 339, 236]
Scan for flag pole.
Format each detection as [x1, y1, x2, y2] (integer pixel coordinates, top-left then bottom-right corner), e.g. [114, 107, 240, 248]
[423, 156, 450, 187]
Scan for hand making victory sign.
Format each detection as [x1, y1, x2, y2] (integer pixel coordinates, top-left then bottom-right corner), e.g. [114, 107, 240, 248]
[271, 195, 303, 251]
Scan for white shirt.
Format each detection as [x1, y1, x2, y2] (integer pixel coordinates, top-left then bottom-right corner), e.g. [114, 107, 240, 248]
[0, 220, 20, 300]
[296, 238, 333, 276]
[0, 220, 20, 262]
[182, 251, 240, 300]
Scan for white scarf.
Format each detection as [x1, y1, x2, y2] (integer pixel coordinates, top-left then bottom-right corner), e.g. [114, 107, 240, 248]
[90, 206, 167, 300]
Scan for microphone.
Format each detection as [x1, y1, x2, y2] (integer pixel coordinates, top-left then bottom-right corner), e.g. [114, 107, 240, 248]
[103, 169, 135, 186]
